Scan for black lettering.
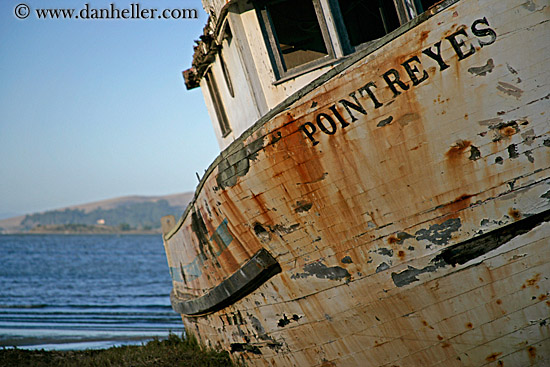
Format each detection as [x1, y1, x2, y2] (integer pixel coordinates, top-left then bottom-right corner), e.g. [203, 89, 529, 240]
[422, 41, 450, 71]
[316, 113, 337, 135]
[108, 3, 119, 19]
[137, 4, 145, 18]
[446, 28, 475, 60]
[357, 82, 383, 108]
[91, 9, 101, 19]
[471, 17, 497, 48]
[300, 122, 319, 146]
[382, 69, 409, 97]
[338, 92, 367, 122]
[80, 4, 90, 18]
[328, 105, 350, 128]
[402, 56, 428, 86]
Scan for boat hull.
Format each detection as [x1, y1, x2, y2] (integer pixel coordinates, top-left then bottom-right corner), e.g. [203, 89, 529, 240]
[163, 0, 550, 365]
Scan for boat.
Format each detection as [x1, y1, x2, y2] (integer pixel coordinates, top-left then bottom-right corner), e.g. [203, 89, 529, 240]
[161, 0, 550, 365]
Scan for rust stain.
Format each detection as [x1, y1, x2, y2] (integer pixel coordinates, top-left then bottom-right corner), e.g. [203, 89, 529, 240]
[283, 112, 295, 124]
[445, 140, 471, 159]
[270, 131, 282, 145]
[486, 352, 502, 362]
[448, 194, 473, 212]
[437, 335, 443, 340]
[466, 322, 473, 329]
[508, 208, 521, 220]
[443, 23, 463, 37]
[522, 273, 541, 289]
[539, 294, 547, 301]
[489, 121, 520, 142]
[496, 299, 502, 305]
[420, 30, 430, 43]
[441, 342, 451, 348]
[397, 250, 406, 259]
[394, 53, 411, 65]
[501, 126, 517, 137]
[528, 346, 536, 360]
[422, 320, 435, 330]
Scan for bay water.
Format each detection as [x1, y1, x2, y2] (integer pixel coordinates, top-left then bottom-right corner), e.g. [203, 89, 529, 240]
[0, 234, 184, 350]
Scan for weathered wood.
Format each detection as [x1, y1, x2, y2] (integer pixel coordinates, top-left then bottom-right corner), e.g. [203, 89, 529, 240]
[160, 215, 176, 236]
[163, 0, 550, 365]
[171, 248, 281, 316]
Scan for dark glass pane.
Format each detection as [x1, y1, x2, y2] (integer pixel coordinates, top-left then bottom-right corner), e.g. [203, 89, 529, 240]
[219, 52, 234, 98]
[337, 0, 400, 47]
[267, 0, 328, 70]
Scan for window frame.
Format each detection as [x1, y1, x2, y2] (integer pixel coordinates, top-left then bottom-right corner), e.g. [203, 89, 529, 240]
[327, 0, 415, 52]
[219, 25, 235, 98]
[204, 68, 232, 138]
[219, 51, 235, 98]
[255, 0, 337, 80]
[256, 0, 424, 82]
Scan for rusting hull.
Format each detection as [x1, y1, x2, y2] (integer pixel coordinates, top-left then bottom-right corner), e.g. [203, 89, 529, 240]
[163, 0, 550, 365]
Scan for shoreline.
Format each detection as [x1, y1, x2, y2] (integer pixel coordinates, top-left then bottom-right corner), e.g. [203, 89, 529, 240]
[0, 232, 162, 235]
[0, 334, 238, 367]
[1, 335, 166, 351]
[1, 227, 164, 235]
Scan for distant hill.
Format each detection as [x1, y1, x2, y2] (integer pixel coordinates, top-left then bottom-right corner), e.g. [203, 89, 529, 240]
[0, 193, 193, 234]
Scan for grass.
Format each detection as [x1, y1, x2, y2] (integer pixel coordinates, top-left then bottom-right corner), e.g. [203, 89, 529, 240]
[0, 333, 241, 367]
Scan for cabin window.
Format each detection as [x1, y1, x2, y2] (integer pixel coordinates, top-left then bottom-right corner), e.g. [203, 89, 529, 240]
[256, 0, 439, 81]
[219, 26, 235, 98]
[334, 0, 401, 49]
[256, 0, 334, 78]
[219, 52, 234, 98]
[205, 69, 232, 137]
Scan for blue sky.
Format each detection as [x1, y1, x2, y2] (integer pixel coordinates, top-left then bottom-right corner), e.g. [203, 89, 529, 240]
[0, 0, 220, 217]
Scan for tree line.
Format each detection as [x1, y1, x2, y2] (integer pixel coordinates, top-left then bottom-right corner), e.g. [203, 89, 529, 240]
[21, 200, 185, 231]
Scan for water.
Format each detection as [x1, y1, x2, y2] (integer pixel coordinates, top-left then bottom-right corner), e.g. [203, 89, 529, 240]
[0, 234, 184, 350]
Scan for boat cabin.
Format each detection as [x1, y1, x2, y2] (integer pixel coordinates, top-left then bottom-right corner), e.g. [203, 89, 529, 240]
[184, 0, 441, 150]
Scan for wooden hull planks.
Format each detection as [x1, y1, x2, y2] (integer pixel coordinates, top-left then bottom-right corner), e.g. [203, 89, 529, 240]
[163, 0, 550, 365]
